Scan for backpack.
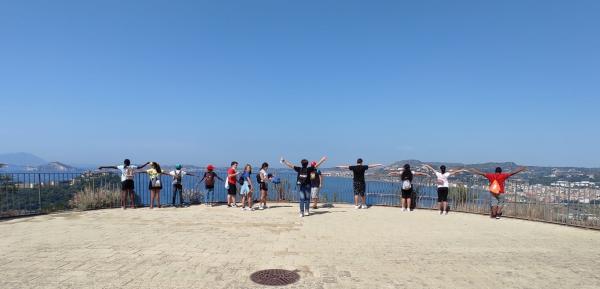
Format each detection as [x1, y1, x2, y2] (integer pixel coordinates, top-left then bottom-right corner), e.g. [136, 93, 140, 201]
[256, 173, 263, 183]
[489, 180, 501, 194]
[297, 167, 309, 185]
[204, 172, 215, 187]
[172, 170, 182, 184]
[124, 166, 135, 180]
[402, 180, 412, 190]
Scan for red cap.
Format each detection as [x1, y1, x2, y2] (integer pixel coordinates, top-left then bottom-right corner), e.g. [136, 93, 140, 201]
[207, 165, 215, 171]
[310, 161, 317, 167]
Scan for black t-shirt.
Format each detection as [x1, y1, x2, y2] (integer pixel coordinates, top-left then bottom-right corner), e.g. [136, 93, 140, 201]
[294, 166, 316, 185]
[309, 169, 322, 187]
[349, 165, 369, 183]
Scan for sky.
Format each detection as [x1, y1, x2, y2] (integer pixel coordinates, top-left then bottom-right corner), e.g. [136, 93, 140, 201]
[0, 0, 599, 168]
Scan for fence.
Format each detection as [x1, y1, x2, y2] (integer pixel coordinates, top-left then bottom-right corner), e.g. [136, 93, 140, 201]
[1, 172, 599, 229]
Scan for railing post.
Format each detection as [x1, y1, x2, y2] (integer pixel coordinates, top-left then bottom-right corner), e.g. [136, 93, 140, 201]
[37, 173, 42, 213]
[566, 187, 571, 225]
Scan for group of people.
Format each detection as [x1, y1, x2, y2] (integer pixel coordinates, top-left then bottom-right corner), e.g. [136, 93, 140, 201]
[99, 157, 527, 219]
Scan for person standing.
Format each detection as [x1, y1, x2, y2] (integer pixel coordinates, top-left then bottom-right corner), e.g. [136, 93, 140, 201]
[239, 164, 254, 211]
[257, 162, 271, 210]
[168, 164, 196, 208]
[226, 162, 240, 208]
[468, 166, 527, 219]
[389, 164, 428, 212]
[422, 164, 468, 215]
[145, 162, 165, 209]
[336, 159, 384, 209]
[281, 156, 327, 217]
[199, 164, 223, 207]
[309, 161, 323, 209]
[98, 159, 149, 209]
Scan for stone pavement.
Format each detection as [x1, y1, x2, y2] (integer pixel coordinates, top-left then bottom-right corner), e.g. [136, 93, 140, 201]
[1, 204, 600, 289]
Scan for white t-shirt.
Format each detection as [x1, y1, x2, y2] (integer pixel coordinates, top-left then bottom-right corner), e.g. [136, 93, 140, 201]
[435, 171, 451, 188]
[169, 170, 187, 184]
[259, 169, 268, 183]
[117, 165, 138, 182]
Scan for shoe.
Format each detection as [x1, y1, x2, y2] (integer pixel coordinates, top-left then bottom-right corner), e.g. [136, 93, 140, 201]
[299, 213, 304, 218]
[445, 211, 448, 215]
[402, 208, 406, 212]
[355, 205, 360, 209]
[241, 207, 246, 211]
[361, 204, 367, 209]
[259, 206, 264, 210]
[496, 216, 501, 220]
[305, 211, 310, 216]
[250, 208, 255, 211]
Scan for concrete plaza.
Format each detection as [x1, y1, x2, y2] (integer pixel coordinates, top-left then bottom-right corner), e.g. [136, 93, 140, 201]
[1, 204, 599, 289]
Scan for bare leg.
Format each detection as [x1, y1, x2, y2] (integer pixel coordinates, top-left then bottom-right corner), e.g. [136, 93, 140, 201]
[129, 190, 135, 208]
[120, 190, 126, 208]
[491, 206, 498, 218]
[443, 201, 448, 213]
[362, 195, 366, 207]
[354, 195, 359, 206]
[150, 190, 155, 209]
[156, 189, 161, 208]
[248, 192, 253, 209]
[497, 205, 503, 216]
[407, 198, 412, 211]
[241, 195, 247, 208]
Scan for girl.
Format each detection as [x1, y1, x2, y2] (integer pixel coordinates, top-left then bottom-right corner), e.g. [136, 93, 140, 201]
[389, 164, 428, 212]
[240, 164, 254, 211]
[258, 162, 270, 210]
[200, 165, 223, 207]
[145, 162, 164, 209]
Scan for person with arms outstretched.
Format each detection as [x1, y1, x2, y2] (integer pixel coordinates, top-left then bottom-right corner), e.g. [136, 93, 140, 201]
[281, 156, 327, 217]
[99, 159, 149, 209]
[468, 166, 526, 219]
[422, 164, 468, 215]
[199, 165, 223, 207]
[143, 162, 167, 209]
[389, 164, 428, 212]
[168, 164, 196, 208]
[336, 159, 384, 209]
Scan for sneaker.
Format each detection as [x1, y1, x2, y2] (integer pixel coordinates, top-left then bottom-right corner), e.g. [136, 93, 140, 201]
[305, 211, 310, 216]
[250, 207, 255, 211]
[259, 206, 264, 210]
[496, 216, 501, 220]
[361, 204, 367, 209]
[402, 208, 407, 212]
[445, 211, 449, 215]
[299, 213, 304, 218]
[440, 211, 444, 215]
[241, 207, 246, 211]
[355, 205, 360, 209]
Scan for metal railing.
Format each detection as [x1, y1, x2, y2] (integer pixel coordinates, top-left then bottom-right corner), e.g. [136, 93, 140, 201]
[1, 172, 599, 229]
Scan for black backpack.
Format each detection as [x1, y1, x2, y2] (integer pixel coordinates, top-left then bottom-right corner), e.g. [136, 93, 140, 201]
[256, 173, 263, 183]
[238, 174, 247, 185]
[297, 167, 309, 185]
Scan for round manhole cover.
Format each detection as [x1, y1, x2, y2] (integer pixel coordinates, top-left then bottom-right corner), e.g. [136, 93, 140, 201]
[250, 269, 300, 286]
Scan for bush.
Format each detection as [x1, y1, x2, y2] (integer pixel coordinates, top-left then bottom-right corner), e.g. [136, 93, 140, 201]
[69, 187, 121, 210]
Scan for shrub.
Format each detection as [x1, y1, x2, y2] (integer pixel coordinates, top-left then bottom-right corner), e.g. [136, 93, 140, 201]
[69, 187, 121, 210]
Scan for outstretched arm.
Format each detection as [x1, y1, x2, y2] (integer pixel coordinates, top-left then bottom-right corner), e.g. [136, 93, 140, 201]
[336, 165, 350, 169]
[216, 174, 224, 181]
[421, 164, 436, 173]
[388, 169, 404, 176]
[414, 172, 429, 177]
[468, 168, 487, 177]
[509, 167, 527, 177]
[368, 164, 384, 168]
[448, 169, 469, 176]
[315, 156, 328, 168]
[280, 157, 295, 169]
[137, 162, 150, 169]
[98, 165, 118, 170]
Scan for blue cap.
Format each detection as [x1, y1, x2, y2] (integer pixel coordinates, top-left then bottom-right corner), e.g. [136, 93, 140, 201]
[175, 164, 182, 170]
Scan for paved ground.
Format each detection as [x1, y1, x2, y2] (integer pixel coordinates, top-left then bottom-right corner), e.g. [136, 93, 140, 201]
[1, 204, 600, 289]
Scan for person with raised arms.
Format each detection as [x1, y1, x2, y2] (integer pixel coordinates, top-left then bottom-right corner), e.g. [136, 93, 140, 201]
[281, 156, 327, 217]
[468, 166, 527, 219]
[422, 164, 468, 215]
[226, 162, 241, 208]
[389, 164, 428, 212]
[309, 161, 323, 210]
[199, 164, 223, 207]
[168, 164, 196, 208]
[336, 159, 384, 209]
[99, 159, 149, 209]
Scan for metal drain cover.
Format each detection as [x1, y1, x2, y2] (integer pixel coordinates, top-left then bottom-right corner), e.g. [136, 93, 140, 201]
[250, 269, 300, 286]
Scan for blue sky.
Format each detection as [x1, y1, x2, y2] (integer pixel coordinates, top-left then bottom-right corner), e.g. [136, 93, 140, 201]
[1, 0, 599, 167]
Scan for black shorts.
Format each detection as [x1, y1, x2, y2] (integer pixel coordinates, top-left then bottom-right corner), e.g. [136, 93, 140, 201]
[353, 182, 366, 196]
[401, 188, 413, 198]
[437, 187, 449, 202]
[173, 184, 183, 191]
[227, 184, 237, 195]
[259, 182, 268, 191]
[121, 179, 134, 191]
